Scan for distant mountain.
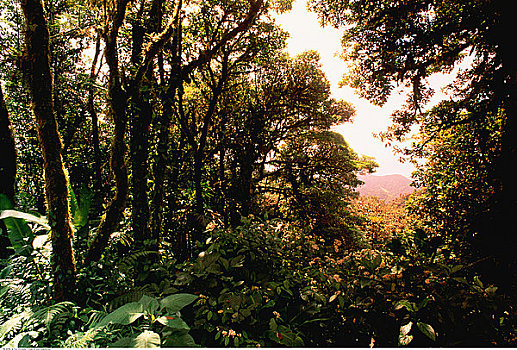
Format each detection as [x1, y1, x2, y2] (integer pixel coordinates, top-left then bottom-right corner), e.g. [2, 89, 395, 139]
[357, 174, 415, 201]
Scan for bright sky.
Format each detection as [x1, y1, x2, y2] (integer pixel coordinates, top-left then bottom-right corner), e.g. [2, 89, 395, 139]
[272, 0, 452, 178]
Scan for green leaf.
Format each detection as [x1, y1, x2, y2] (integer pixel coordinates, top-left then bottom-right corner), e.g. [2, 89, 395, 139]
[394, 300, 415, 312]
[110, 336, 134, 347]
[400, 321, 413, 336]
[163, 333, 197, 347]
[0, 209, 50, 229]
[33, 302, 74, 327]
[156, 315, 190, 330]
[398, 334, 413, 346]
[160, 293, 198, 313]
[111, 331, 161, 348]
[0, 195, 36, 257]
[0, 311, 32, 340]
[95, 302, 144, 328]
[269, 318, 278, 331]
[138, 295, 160, 315]
[417, 322, 436, 341]
[71, 186, 93, 229]
[133, 330, 161, 348]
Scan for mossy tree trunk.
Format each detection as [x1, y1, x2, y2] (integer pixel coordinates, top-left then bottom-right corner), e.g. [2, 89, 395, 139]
[19, 0, 76, 301]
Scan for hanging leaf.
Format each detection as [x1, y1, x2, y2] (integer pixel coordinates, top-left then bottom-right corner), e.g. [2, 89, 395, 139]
[398, 333, 413, 346]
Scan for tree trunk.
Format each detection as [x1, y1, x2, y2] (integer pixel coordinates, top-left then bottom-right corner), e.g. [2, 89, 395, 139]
[0, 85, 17, 259]
[85, 0, 130, 264]
[20, 0, 76, 301]
[130, 93, 153, 248]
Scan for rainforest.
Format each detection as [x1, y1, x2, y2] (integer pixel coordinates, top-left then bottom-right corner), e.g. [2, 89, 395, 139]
[0, 0, 516, 347]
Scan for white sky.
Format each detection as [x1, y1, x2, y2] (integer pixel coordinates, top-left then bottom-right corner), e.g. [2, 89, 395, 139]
[272, 0, 453, 178]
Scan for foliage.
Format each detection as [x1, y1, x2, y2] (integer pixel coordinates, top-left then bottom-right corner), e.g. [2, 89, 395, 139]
[1, 0, 516, 347]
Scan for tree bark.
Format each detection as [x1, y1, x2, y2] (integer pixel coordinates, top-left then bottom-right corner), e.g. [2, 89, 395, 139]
[19, 0, 76, 301]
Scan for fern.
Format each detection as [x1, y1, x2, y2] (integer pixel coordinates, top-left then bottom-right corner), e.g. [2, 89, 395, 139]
[109, 286, 152, 311]
[118, 250, 159, 275]
[63, 328, 100, 348]
[0, 310, 33, 343]
[33, 302, 74, 329]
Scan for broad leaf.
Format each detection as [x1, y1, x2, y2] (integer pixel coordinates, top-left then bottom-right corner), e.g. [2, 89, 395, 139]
[133, 330, 161, 348]
[0, 195, 35, 257]
[95, 302, 144, 328]
[160, 293, 198, 313]
[156, 315, 190, 330]
[163, 333, 197, 347]
[0, 209, 49, 230]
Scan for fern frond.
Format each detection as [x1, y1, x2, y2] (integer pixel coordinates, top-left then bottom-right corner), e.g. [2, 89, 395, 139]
[63, 328, 100, 348]
[0, 310, 33, 342]
[87, 310, 107, 329]
[33, 302, 74, 327]
[108, 285, 152, 311]
[118, 250, 159, 275]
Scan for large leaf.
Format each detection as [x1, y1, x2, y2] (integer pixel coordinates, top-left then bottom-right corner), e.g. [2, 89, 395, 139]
[134, 330, 161, 348]
[160, 293, 198, 313]
[138, 295, 160, 315]
[95, 302, 144, 328]
[398, 321, 413, 346]
[0, 210, 49, 230]
[70, 185, 93, 229]
[156, 315, 190, 330]
[0, 195, 35, 257]
[114, 331, 161, 348]
[163, 333, 197, 347]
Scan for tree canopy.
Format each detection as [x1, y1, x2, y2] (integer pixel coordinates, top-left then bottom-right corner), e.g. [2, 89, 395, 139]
[0, 0, 516, 347]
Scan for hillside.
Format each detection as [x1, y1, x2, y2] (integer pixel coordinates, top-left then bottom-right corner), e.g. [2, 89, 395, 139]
[357, 174, 415, 201]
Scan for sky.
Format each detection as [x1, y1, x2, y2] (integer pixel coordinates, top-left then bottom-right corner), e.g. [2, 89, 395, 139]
[271, 0, 452, 178]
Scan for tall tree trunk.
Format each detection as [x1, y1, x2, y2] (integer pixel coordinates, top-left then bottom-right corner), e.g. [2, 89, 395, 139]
[477, 0, 517, 290]
[20, 0, 76, 301]
[149, 10, 182, 245]
[85, 0, 130, 264]
[88, 32, 102, 197]
[130, 93, 153, 247]
[0, 85, 17, 259]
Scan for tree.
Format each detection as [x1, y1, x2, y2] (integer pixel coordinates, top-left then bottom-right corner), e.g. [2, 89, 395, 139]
[267, 130, 376, 243]
[19, 0, 76, 301]
[408, 108, 503, 259]
[308, 0, 517, 271]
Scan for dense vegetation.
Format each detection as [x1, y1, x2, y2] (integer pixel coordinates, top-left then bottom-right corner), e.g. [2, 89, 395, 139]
[0, 0, 516, 347]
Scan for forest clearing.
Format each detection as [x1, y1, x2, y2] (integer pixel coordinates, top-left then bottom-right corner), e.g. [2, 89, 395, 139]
[0, 0, 516, 347]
